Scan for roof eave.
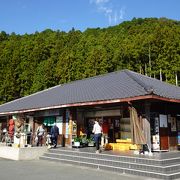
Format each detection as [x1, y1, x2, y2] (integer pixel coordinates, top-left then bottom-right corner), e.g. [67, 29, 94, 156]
[0, 95, 179, 115]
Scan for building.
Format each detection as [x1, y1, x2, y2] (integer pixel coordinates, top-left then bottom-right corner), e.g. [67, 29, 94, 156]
[0, 69, 180, 151]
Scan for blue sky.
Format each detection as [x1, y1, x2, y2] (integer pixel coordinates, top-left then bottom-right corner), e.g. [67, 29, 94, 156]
[0, 0, 179, 35]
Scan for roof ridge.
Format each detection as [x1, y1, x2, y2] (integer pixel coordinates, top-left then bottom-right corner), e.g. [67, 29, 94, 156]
[124, 70, 154, 94]
[60, 70, 123, 87]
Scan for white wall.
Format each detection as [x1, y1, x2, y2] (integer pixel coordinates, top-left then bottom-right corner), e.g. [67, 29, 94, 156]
[0, 145, 47, 160]
[85, 109, 121, 118]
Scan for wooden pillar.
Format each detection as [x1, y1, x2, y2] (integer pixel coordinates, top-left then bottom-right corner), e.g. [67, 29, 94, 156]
[61, 109, 66, 146]
[67, 108, 77, 146]
[68, 113, 73, 146]
[144, 102, 152, 151]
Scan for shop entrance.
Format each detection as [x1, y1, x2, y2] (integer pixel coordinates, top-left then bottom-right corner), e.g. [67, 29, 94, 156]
[151, 113, 169, 151]
[86, 116, 121, 143]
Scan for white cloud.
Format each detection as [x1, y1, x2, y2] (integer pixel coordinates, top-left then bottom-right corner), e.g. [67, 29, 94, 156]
[90, 0, 125, 26]
[90, 0, 109, 5]
[108, 15, 112, 25]
[99, 6, 112, 14]
[119, 6, 125, 20]
[107, 7, 125, 25]
[114, 11, 117, 24]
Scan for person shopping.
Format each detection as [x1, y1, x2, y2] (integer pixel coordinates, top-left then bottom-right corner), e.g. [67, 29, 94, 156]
[50, 123, 59, 148]
[92, 119, 102, 154]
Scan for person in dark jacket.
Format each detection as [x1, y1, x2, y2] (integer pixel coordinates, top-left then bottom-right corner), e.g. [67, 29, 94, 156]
[50, 124, 59, 148]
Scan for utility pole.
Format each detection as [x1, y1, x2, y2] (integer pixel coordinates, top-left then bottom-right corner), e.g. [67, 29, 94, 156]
[148, 44, 151, 77]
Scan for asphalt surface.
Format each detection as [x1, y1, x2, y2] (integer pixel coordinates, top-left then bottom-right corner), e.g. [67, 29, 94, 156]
[0, 158, 156, 180]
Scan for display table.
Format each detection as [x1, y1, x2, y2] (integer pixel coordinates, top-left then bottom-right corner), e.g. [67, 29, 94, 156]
[108, 139, 139, 151]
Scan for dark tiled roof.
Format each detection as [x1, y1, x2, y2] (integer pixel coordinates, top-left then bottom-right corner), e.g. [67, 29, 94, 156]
[0, 69, 179, 114]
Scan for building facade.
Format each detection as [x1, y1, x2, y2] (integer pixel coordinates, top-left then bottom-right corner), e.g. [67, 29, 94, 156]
[0, 70, 179, 151]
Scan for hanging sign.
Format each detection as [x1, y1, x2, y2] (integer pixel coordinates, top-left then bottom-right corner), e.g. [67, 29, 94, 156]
[65, 109, 70, 138]
[171, 117, 177, 132]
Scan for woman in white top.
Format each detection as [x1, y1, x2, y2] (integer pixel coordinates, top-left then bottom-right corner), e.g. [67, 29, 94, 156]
[92, 119, 102, 153]
[36, 124, 45, 146]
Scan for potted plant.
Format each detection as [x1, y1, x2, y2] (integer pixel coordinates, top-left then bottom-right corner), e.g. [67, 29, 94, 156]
[81, 135, 88, 147]
[73, 137, 81, 147]
[87, 137, 95, 147]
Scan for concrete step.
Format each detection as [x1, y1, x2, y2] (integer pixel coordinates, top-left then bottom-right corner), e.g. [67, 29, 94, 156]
[40, 148, 180, 180]
[48, 148, 180, 166]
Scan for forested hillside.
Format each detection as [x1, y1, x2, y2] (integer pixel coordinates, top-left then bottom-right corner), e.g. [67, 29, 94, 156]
[0, 17, 180, 104]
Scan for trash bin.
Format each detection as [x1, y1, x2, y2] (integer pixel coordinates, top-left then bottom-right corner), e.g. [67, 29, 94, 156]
[61, 135, 65, 147]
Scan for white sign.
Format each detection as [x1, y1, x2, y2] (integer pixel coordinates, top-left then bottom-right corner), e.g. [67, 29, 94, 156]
[65, 122, 69, 138]
[159, 114, 167, 128]
[155, 117, 159, 133]
[152, 134, 160, 150]
[56, 116, 63, 134]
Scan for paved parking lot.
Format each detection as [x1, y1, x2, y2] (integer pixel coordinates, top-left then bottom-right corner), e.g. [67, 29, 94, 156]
[0, 158, 156, 180]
